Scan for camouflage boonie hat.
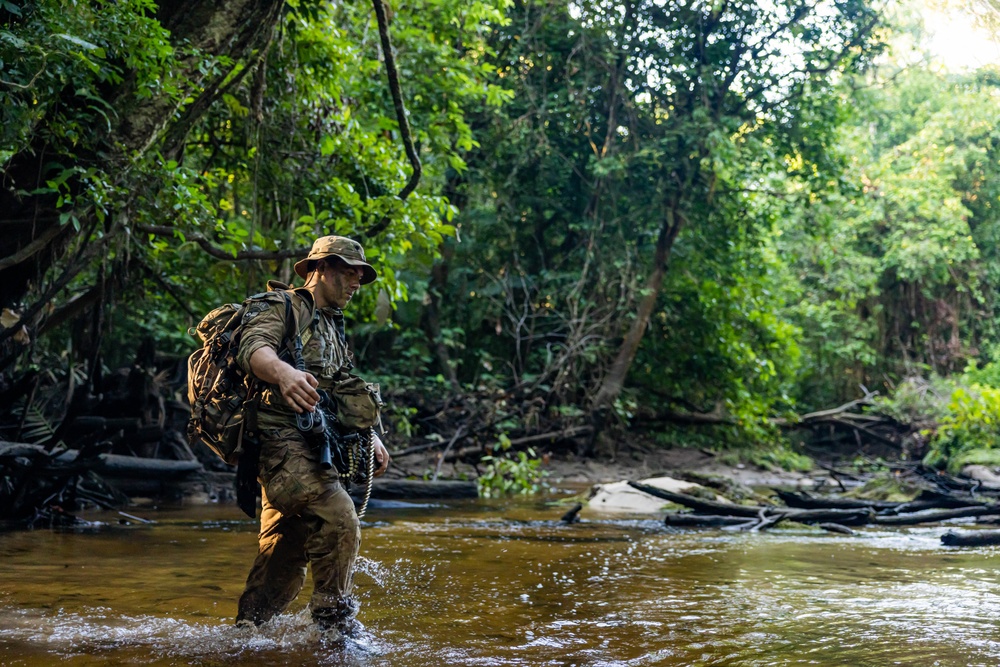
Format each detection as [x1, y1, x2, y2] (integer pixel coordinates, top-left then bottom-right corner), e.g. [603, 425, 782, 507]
[294, 235, 377, 285]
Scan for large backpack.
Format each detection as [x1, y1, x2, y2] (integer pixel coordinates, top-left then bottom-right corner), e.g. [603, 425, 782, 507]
[186, 290, 301, 465]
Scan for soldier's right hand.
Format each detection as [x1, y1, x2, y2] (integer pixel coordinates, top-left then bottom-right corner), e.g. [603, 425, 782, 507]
[277, 366, 320, 413]
[248, 346, 320, 413]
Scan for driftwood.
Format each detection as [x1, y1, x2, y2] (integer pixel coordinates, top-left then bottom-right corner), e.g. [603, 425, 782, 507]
[628, 482, 869, 524]
[797, 396, 878, 423]
[629, 478, 1000, 535]
[872, 506, 997, 526]
[775, 489, 977, 515]
[774, 489, 900, 511]
[941, 529, 1000, 547]
[55, 450, 203, 477]
[628, 481, 764, 518]
[366, 479, 478, 500]
[777, 508, 873, 525]
[664, 513, 754, 527]
[818, 523, 856, 535]
[664, 510, 871, 531]
[630, 481, 874, 528]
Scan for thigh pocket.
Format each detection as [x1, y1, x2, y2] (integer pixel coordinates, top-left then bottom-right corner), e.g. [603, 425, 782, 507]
[264, 467, 309, 516]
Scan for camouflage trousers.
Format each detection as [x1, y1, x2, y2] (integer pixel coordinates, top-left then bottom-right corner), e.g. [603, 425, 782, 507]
[236, 428, 360, 626]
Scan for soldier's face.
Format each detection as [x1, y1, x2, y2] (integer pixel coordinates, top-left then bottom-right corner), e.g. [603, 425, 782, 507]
[319, 262, 364, 309]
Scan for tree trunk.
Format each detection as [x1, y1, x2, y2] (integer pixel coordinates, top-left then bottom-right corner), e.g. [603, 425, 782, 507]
[422, 243, 460, 389]
[591, 205, 684, 414]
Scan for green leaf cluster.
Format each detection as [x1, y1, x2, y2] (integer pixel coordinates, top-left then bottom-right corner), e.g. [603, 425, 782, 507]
[477, 436, 549, 497]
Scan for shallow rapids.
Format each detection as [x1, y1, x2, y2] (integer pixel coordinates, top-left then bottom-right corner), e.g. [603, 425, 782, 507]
[2, 496, 1000, 666]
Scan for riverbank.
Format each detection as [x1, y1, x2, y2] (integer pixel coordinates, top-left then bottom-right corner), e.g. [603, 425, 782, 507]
[387, 440, 823, 493]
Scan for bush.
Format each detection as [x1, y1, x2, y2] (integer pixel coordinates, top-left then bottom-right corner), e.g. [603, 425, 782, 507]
[477, 436, 550, 498]
[921, 383, 1000, 473]
[872, 375, 954, 426]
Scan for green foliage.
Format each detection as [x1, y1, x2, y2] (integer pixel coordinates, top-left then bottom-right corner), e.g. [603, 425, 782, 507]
[638, 238, 803, 446]
[846, 474, 922, 503]
[964, 358, 1000, 388]
[1, 0, 178, 157]
[872, 376, 955, 426]
[435, 0, 883, 437]
[17, 0, 1000, 480]
[384, 404, 418, 440]
[748, 446, 814, 474]
[921, 383, 1000, 473]
[774, 61, 1000, 406]
[715, 444, 812, 473]
[477, 436, 549, 497]
[5, 0, 512, 373]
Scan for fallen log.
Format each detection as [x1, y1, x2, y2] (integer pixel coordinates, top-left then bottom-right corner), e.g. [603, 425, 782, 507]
[775, 488, 989, 516]
[882, 499, 961, 514]
[818, 523, 856, 535]
[694, 509, 870, 531]
[873, 506, 996, 526]
[798, 396, 877, 423]
[53, 450, 203, 477]
[941, 529, 1000, 547]
[367, 479, 478, 500]
[777, 508, 873, 525]
[632, 473, 1000, 533]
[628, 481, 764, 517]
[774, 489, 900, 511]
[663, 513, 754, 527]
[506, 426, 593, 448]
[632, 481, 871, 525]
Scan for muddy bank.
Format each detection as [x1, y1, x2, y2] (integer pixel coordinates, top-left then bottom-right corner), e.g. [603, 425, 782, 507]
[388, 441, 820, 492]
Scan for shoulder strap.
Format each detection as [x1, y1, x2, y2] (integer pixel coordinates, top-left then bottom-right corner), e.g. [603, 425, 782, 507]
[279, 292, 301, 362]
[289, 288, 318, 336]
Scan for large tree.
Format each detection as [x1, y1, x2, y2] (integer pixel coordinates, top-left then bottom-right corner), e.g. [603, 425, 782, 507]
[582, 0, 886, 416]
[445, 0, 886, 432]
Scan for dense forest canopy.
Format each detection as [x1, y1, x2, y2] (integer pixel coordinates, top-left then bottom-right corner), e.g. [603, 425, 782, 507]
[4, 0, 1000, 474]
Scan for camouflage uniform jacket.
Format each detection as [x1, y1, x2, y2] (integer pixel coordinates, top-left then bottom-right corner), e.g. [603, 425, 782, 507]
[236, 283, 353, 429]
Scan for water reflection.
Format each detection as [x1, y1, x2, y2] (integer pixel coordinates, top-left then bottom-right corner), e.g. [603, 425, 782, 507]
[1, 499, 1000, 666]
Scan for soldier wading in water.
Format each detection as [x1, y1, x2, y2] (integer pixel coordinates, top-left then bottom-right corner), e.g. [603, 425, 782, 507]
[234, 235, 390, 635]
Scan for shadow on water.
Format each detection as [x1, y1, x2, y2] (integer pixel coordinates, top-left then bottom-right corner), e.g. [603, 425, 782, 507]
[3, 497, 1000, 666]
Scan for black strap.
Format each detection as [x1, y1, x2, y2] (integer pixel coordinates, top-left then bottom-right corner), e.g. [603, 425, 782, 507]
[235, 420, 260, 518]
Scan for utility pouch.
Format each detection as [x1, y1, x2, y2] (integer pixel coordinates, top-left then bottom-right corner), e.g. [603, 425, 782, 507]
[331, 374, 383, 431]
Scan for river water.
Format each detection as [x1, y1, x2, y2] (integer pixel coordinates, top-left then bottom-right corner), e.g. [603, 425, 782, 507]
[2, 493, 1000, 666]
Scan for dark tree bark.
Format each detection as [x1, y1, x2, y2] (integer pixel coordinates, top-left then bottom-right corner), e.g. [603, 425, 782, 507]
[591, 204, 684, 415]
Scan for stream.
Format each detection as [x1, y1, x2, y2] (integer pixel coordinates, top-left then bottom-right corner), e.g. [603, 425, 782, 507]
[2, 493, 1000, 666]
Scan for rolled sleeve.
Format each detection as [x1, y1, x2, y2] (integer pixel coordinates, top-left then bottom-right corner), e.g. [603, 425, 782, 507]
[237, 302, 289, 375]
